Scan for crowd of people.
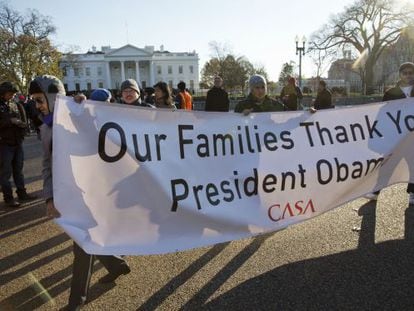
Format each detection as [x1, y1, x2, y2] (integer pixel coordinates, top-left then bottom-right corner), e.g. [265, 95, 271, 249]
[0, 61, 413, 310]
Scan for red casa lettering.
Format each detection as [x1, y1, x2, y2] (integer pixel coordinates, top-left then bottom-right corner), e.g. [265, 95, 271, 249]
[268, 199, 315, 222]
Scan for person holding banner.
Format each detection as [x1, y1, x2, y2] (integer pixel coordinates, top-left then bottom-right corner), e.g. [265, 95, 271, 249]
[29, 76, 131, 311]
[235, 74, 284, 114]
[312, 80, 333, 110]
[365, 62, 414, 204]
[120, 78, 154, 108]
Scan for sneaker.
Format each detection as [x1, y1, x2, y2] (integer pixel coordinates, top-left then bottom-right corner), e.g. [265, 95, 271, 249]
[5, 198, 21, 208]
[364, 193, 378, 201]
[409, 193, 414, 205]
[98, 264, 131, 284]
[17, 192, 38, 201]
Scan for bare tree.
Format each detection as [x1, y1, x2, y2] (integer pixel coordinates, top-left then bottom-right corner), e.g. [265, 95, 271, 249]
[309, 0, 414, 94]
[308, 48, 338, 78]
[0, 3, 61, 92]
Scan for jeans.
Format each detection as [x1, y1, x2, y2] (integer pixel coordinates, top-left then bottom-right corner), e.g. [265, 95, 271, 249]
[68, 242, 128, 307]
[0, 143, 25, 200]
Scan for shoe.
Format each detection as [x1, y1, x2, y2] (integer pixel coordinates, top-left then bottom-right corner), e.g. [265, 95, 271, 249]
[98, 264, 131, 284]
[364, 193, 378, 201]
[5, 198, 21, 208]
[59, 304, 82, 311]
[409, 193, 414, 205]
[17, 192, 38, 201]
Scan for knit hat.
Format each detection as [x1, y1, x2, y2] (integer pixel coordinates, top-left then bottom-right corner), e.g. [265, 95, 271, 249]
[249, 75, 267, 90]
[0, 81, 18, 95]
[28, 75, 66, 112]
[399, 62, 414, 73]
[121, 79, 140, 95]
[90, 88, 111, 102]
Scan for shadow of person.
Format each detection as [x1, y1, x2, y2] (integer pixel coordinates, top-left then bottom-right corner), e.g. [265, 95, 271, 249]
[202, 239, 414, 310]
[200, 185, 414, 310]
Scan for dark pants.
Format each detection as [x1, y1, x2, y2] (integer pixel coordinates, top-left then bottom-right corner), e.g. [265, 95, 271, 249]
[0, 143, 25, 201]
[68, 242, 128, 307]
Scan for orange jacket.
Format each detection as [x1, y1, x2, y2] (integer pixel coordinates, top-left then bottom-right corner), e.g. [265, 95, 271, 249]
[178, 91, 193, 110]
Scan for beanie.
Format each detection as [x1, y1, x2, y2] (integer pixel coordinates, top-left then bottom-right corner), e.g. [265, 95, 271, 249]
[249, 75, 267, 90]
[90, 88, 111, 102]
[29, 75, 66, 112]
[399, 62, 414, 73]
[121, 79, 140, 95]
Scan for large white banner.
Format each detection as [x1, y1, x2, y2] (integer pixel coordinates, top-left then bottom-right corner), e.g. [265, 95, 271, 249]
[53, 95, 414, 255]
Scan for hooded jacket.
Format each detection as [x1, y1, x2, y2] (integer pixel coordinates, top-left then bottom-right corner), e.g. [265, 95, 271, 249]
[29, 75, 66, 201]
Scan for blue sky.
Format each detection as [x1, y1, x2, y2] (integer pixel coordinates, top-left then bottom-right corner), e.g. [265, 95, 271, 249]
[8, 0, 357, 81]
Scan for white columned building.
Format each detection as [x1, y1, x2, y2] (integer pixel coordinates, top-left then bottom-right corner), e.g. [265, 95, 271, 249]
[60, 44, 200, 93]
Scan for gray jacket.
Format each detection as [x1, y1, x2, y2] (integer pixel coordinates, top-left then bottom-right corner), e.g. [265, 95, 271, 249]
[40, 123, 53, 201]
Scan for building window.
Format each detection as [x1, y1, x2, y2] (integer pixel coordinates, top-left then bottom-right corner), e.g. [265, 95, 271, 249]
[142, 81, 146, 88]
[75, 83, 80, 91]
[157, 65, 162, 75]
[63, 67, 67, 76]
[64, 83, 68, 91]
[98, 82, 104, 88]
[168, 80, 173, 89]
[97, 67, 102, 76]
[189, 65, 194, 74]
[87, 82, 92, 90]
[86, 67, 91, 76]
[178, 65, 183, 74]
[190, 80, 194, 90]
[168, 65, 172, 74]
[74, 68, 80, 77]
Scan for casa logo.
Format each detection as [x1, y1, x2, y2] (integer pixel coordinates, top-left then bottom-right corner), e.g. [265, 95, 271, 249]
[267, 199, 315, 222]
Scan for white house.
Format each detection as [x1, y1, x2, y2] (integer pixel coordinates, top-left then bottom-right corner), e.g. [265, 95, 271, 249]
[60, 44, 199, 92]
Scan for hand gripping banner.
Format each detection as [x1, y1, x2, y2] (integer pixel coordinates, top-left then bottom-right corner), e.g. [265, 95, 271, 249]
[52, 95, 414, 255]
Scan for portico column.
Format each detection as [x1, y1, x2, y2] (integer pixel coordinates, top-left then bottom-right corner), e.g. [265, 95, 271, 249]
[135, 61, 141, 86]
[120, 61, 125, 82]
[106, 62, 111, 89]
[149, 61, 155, 86]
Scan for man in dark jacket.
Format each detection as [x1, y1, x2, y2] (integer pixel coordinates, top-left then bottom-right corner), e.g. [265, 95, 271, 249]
[0, 82, 37, 207]
[365, 62, 414, 204]
[313, 80, 333, 110]
[235, 75, 284, 113]
[205, 76, 230, 112]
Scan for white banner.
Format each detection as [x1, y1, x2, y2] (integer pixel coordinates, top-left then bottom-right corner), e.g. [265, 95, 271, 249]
[53, 95, 414, 255]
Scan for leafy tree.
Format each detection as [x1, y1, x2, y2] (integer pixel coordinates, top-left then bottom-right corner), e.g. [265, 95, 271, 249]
[310, 0, 414, 94]
[0, 3, 61, 92]
[278, 61, 296, 85]
[200, 41, 269, 92]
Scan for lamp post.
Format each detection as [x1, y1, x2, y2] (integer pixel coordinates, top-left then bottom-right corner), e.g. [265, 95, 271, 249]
[295, 35, 306, 89]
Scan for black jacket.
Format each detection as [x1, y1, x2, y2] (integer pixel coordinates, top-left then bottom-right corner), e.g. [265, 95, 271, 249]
[314, 88, 333, 110]
[205, 87, 230, 112]
[383, 84, 414, 101]
[0, 98, 27, 145]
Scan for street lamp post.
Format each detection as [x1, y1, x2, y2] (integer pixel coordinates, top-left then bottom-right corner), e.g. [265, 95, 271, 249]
[295, 35, 306, 89]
